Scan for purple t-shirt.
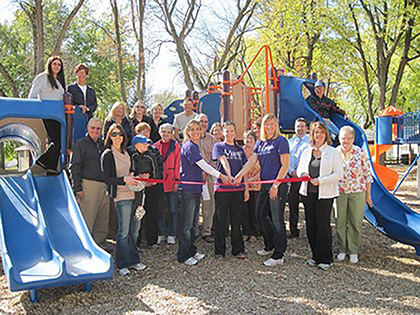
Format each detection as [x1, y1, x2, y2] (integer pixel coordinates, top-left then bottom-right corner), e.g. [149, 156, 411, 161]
[254, 136, 290, 181]
[212, 142, 247, 192]
[180, 140, 203, 193]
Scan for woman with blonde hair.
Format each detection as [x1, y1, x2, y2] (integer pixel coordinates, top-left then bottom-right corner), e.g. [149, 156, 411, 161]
[149, 103, 166, 143]
[177, 120, 231, 266]
[129, 101, 153, 137]
[235, 113, 290, 267]
[104, 101, 132, 142]
[297, 122, 343, 270]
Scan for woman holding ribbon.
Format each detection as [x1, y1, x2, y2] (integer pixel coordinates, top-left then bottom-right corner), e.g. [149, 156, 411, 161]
[235, 113, 290, 267]
[297, 122, 343, 270]
[212, 121, 248, 259]
[177, 120, 232, 266]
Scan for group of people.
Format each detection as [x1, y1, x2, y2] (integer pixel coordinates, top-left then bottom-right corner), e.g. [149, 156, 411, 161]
[28, 55, 373, 276]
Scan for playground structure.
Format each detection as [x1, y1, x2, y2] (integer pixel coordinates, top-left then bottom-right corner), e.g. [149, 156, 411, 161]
[165, 46, 420, 255]
[0, 98, 113, 302]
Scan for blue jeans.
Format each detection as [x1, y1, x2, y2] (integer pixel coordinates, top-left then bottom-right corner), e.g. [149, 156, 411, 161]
[256, 184, 288, 260]
[115, 199, 140, 269]
[177, 190, 200, 262]
[158, 192, 178, 237]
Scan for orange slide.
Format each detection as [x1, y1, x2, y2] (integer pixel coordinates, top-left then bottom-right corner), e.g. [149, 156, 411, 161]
[369, 144, 398, 190]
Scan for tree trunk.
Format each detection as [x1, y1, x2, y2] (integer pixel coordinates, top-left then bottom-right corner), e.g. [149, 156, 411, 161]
[52, 0, 86, 55]
[131, 0, 146, 101]
[34, 0, 45, 74]
[0, 62, 19, 97]
[111, 0, 127, 103]
[388, 15, 415, 107]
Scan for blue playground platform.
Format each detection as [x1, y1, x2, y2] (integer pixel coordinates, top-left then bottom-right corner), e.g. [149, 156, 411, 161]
[278, 76, 420, 255]
[0, 98, 113, 302]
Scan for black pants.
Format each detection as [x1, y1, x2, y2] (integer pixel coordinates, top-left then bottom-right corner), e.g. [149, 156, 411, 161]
[256, 184, 288, 260]
[214, 191, 245, 256]
[242, 190, 260, 236]
[287, 181, 302, 235]
[140, 184, 163, 246]
[37, 119, 60, 170]
[301, 193, 334, 264]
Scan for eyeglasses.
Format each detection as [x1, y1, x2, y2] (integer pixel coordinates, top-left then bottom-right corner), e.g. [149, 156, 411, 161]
[136, 106, 145, 109]
[89, 126, 101, 131]
[110, 131, 124, 137]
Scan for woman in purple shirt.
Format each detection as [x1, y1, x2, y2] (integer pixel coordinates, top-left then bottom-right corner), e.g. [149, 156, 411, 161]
[178, 120, 231, 266]
[212, 121, 248, 259]
[235, 114, 290, 267]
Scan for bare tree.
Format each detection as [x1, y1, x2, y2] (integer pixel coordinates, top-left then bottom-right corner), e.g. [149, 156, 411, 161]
[110, 0, 128, 103]
[131, 0, 147, 101]
[153, 0, 202, 90]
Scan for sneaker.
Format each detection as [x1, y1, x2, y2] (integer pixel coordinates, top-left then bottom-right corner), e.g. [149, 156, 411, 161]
[131, 262, 147, 271]
[118, 268, 130, 276]
[257, 249, 272, 256]
[318, 263, 333, 270]
[157, 235, 166, 245]
[349, 254, 358, 264]
[306, 258, 317, 266]
[263, 257, 284, 267]
[337, 253, 346, 261]
[214, 254, 224, 260]
[287, 231, 300, 239]
[167, 236, 176, 244]
[194, 252, 205, 261]
[235, 252, 246, 259]
[184, 257, 198, 266]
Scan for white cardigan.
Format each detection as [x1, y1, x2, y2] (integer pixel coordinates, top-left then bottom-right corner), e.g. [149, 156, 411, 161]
[297, 143, 344, 199]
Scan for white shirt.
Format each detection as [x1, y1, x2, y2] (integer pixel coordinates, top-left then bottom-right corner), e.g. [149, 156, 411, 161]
[77, 84, 87, 104]
[173, 111, 198, 133]
[297, 143, 344, 199]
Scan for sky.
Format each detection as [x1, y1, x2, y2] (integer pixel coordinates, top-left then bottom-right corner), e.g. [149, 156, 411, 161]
[0, 0, 188, 96]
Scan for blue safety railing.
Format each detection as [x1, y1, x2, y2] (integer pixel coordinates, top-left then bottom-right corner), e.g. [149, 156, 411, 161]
[394, 112, 420, 144]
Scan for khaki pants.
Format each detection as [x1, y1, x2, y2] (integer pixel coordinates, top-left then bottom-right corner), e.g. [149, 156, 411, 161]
[335, 191, 365, 254]
[79, 179, 110, 245]
[201, 175, 215, 237]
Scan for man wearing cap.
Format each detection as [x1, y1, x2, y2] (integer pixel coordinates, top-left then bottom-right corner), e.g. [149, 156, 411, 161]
[70, 117, 110, 250]
[173, 97, 198, 142]
[306, 81, 346, 121]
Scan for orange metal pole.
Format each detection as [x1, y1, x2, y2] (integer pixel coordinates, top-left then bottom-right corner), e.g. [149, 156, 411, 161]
[265, 47, 270, 114]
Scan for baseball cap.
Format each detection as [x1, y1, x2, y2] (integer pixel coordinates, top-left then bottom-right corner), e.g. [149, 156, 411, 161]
[315, 80, 326, 88]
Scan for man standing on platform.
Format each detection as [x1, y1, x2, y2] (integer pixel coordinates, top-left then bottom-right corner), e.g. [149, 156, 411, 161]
[287, 118, 309, 238]
[173, 97, 198, 142]
[70, 117, 110, 250]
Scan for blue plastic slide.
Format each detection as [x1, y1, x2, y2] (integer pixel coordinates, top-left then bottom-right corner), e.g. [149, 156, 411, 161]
[0, 97, 113, 301]
[278, 76, 420, 255]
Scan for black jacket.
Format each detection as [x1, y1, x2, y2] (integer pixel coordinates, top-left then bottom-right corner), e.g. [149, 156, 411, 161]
[100, 148, 126, 198]
[306, 94, 346, 119]
[69, 135, 105, 192]
[127, 144, 163, 179]
[104, 116, 133, 143]
[67, 83, 98, 120]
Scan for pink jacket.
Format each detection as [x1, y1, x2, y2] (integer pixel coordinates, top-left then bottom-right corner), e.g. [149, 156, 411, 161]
[154, 139, 181, 192]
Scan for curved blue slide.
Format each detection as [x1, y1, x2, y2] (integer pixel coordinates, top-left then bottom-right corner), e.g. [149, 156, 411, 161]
[278, 76, 420, 255]
[0, 98, 113, 300]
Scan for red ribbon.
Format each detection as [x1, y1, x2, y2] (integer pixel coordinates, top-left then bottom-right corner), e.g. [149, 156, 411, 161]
[133, 176, 311, 186]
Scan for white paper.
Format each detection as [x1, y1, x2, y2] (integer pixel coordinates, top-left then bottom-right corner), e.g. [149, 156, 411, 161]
[202, 183, 210, 201]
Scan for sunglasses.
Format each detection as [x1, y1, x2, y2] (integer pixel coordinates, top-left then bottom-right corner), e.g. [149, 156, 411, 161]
[90, 126, 101, 131]
[110, 131, 124, 137]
